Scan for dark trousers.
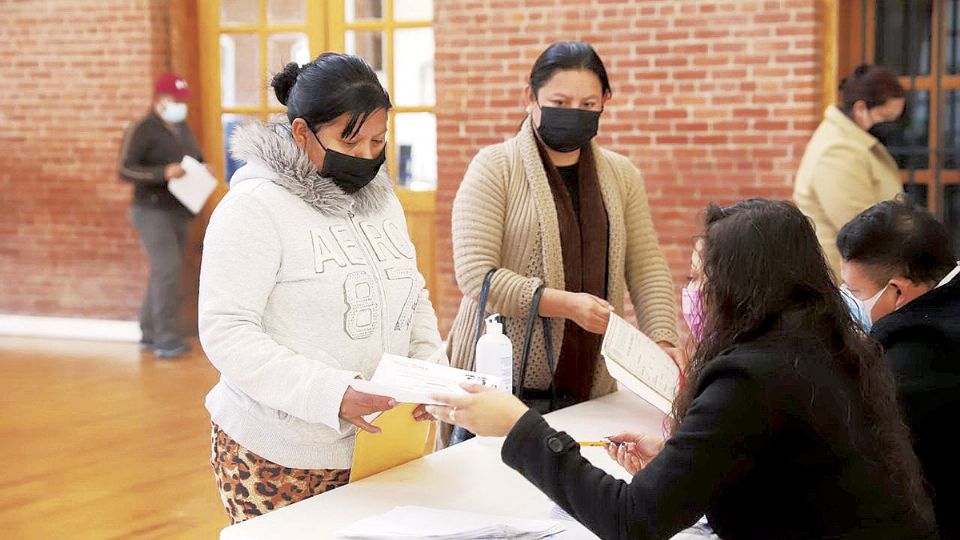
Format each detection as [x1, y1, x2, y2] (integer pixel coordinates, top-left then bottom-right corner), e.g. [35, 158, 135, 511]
[131, 205, 191, 348]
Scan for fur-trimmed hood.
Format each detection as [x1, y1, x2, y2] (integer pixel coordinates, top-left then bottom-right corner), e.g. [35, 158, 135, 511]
[227, 120, 394, 217]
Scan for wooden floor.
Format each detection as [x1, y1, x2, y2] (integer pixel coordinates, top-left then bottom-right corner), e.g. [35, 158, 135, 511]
[0, 336, 228, 539]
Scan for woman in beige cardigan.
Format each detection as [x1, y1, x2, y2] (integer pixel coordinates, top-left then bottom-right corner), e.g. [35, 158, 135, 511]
[794, 65, 906, 278]
[447, 42, 680, 416]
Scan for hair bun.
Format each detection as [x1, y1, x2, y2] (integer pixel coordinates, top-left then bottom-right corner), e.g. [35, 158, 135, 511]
[840, 65, 873, 92]
[853, 63, 872, 78]
[271, 62, 302, 106]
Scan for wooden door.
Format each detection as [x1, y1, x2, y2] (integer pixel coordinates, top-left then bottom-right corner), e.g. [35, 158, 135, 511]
[193, 0, 440, 315]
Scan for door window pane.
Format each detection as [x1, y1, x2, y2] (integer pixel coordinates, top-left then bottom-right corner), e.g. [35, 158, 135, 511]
[221, 0, 259, 25]
[222, 114, 260, 183]
[875, 0, 932, 76]
[267, 33, 311, 107]
[948, 0, 959, 74]
[882, 90, 930, 170]
[268, 0, 306, 25]
[345, 30, 387, 89]
[944, 90, 960, 169]
[346, 0, 383, 21]
[394, 28, 435, 107]
[395, 0, 433, 21]
[395, 113, 437, 190]
[220, 34, 261, 108]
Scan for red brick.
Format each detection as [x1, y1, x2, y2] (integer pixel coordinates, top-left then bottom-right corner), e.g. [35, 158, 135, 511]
[0, 0, 170, 320]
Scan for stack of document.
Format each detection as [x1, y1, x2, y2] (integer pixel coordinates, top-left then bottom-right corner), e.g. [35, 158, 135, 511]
[336, 506, 566, 539]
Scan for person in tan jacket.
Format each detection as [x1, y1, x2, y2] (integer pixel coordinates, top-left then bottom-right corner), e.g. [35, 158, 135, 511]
[794, 64, 906, 277]
[447, 42, 680, 419]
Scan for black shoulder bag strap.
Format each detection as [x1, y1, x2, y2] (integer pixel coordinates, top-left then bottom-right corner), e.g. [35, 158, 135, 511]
[466, 268, 498, 373]
[516, 284, 558, 411]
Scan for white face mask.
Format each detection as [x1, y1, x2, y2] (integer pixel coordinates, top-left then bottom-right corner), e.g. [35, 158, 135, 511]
[161, 102, 188, 123]
[857, 283, 890, 330]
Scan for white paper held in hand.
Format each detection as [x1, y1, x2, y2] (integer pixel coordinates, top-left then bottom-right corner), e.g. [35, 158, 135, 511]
[167, 155, 217, 214]
[600, 313, 679, 414]
[349, 354, 503, 405]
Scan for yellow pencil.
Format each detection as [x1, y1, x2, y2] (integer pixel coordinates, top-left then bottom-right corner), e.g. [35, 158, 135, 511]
[578, 440, 623, 447]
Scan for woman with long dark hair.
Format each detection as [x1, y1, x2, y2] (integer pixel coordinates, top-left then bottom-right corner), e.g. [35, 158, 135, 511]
[430, 199, 936, 539]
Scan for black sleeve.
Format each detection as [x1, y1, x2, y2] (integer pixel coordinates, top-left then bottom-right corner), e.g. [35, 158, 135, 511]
[501, 364, 769, 540]
[118, 123, 166, 185]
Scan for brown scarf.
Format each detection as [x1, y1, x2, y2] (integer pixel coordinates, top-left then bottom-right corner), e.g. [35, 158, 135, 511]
[535, 140, 609, 402]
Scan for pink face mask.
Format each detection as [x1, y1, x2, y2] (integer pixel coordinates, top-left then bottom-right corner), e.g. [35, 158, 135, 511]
[681, 287, 704, 341]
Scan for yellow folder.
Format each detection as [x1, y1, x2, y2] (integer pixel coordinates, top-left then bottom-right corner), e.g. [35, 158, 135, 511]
[350, 403, 437, 482]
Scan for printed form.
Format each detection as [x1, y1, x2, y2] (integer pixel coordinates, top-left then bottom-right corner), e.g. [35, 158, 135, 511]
[350, 354, 503, 405]
[601, 313, 679, 414]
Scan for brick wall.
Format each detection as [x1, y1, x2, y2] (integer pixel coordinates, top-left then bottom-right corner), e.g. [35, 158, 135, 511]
[434, 0, 823, 334]
[0, 0, 823, 330]
[0, 0, 170, 319]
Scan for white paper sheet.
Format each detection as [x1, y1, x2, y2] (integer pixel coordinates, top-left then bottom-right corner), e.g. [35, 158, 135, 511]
[350, 354, 503, 405]
[600, 313, 679, 414]
[167, 155, 217, 214]
[336, 505, 566, 539]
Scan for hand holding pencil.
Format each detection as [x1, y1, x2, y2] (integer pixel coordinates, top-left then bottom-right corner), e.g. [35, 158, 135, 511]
[579, 433, 665, 475]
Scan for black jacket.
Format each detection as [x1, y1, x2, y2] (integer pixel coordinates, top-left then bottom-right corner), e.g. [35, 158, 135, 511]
[502, 327, 936, 540]
[872, 271, 960, 540]
[118, 111, 203, 213]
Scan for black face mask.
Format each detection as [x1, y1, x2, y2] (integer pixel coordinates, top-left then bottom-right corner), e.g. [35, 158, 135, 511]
[311, 131, 385, 194]
[868, 120, 902, 147]
[535, 104, 601, 153]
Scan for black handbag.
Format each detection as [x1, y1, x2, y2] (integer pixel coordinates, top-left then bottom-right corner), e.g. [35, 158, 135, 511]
[449, 270, 563, 445]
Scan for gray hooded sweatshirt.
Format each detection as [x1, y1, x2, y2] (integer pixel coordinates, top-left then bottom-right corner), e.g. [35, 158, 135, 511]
[199, 121, 444, 470]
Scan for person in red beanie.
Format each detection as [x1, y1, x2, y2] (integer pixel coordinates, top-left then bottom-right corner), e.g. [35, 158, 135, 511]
[118, 73, 205, 359]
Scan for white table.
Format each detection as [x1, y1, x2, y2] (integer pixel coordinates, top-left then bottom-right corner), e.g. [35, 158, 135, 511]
[220, 391, 671, 540]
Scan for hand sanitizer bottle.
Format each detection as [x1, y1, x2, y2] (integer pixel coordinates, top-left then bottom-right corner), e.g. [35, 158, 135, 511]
[474, 313, 513, 395]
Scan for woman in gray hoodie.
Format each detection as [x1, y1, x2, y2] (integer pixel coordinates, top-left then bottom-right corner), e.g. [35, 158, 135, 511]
[199, 53, 445, 523]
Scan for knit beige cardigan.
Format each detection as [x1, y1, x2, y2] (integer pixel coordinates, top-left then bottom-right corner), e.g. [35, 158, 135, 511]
[446, 118, 679, 399]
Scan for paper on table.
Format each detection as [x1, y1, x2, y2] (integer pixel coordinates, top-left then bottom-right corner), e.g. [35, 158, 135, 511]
[349, 354, 503, 405]
[335, 505, 566, 539]
[600, 313, 679, 414]
[550, 504, 576, 522]
[167, 155, 217, 214]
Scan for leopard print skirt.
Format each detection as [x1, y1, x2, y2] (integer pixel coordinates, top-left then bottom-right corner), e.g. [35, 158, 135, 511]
[210, 423, 350, 524]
